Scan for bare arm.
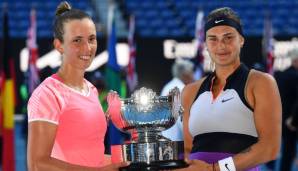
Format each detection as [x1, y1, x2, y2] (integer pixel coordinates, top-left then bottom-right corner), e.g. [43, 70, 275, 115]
[223, 72, 282, 170]
[182, 79, 205, 159]
[182, 87, 193, 159]
[27, 121, 127, 171]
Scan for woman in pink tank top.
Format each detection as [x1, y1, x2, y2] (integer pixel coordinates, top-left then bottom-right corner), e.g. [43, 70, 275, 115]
[27, 1, 128, 171]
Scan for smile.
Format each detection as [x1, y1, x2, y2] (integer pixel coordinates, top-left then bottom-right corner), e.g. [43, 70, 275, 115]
[217, 53, 229, 57]
[79, 55, 91, 60]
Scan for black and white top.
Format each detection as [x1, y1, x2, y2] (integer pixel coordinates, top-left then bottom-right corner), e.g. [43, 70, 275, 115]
[189, 64, 258, 154]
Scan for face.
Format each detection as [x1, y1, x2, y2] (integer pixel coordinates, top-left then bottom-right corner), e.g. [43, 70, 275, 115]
[205, 25, 244, 67]
[54, 18, 97, 70]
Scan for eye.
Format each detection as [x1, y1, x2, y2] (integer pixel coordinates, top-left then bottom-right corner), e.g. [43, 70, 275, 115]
[207, 37, 217, 43]
[223, 36, 234, 43]
[73, 39, 81, 43]
[89, 37, 97, 43]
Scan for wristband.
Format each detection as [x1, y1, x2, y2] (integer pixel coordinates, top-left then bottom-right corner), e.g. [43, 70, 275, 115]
[218, 157, 236, 171]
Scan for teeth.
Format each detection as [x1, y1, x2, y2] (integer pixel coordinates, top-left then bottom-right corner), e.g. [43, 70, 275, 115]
[79, 56, 91, 60]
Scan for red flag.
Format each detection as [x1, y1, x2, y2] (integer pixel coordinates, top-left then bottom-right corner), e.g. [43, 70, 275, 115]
[193, 10, 205, 80]
[1, 8, 16, 171]
[263, 12, 275, 75]
[27, 8, 40, 94]
[126, 15, 138, 92]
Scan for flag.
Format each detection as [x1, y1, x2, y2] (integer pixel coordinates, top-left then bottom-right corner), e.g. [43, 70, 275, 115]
[263, 12, 274, 75]
[1, 9, 16, 171]
[0, 32, 4, 170]
[105, 4, 121, 93]
[126, 15, 138, 93]
[27, 8, 40, 95]
[105, 4, 127, 163]
[193, 10, 205, 80]
[0, 9, 5, 164]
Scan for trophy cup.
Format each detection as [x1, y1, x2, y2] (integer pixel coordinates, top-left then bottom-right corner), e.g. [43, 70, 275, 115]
[109, 87, 188, 171]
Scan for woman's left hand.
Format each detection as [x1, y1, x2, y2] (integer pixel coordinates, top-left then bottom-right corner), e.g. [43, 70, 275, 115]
[106, 91, 126, 128]
[106, 91, 121, 119]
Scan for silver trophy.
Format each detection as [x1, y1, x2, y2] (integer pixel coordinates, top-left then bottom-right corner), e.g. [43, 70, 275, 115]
[110, 87, 187, 170]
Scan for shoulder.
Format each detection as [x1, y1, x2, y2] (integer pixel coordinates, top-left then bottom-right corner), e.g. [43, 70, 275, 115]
[182, 77, 207, 105]
[247, 69, 279, 102]
[183, 76, 207, 94]
[248, 69, 277, 88]
[29, 76, 68, 109]
[244, 70, 280, 109]
[28, 77, 65, 124]
[33, 77, 66, 97]
[183, 81, 200, 96]
[31, 77, 57, 96]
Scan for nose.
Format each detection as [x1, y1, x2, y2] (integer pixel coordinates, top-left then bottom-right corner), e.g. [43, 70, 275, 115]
[218, 39, 226, 49]
[82, 41, 92, 52]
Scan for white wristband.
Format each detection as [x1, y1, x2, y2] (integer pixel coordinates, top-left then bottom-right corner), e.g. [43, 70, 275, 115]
[218, 157, 236, 171]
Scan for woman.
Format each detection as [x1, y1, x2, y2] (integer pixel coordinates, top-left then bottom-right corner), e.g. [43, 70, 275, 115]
[27, 1, 128, 171]
[179, 7, 281, 171]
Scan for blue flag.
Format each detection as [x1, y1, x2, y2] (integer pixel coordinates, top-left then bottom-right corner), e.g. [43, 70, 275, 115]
[105, 4, 128, 150]
[107, 15, 120, 72]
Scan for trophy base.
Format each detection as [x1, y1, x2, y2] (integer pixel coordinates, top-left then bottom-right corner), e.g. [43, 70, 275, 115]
[119, 160, 188, 171]
[122, 141, 184, 162]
